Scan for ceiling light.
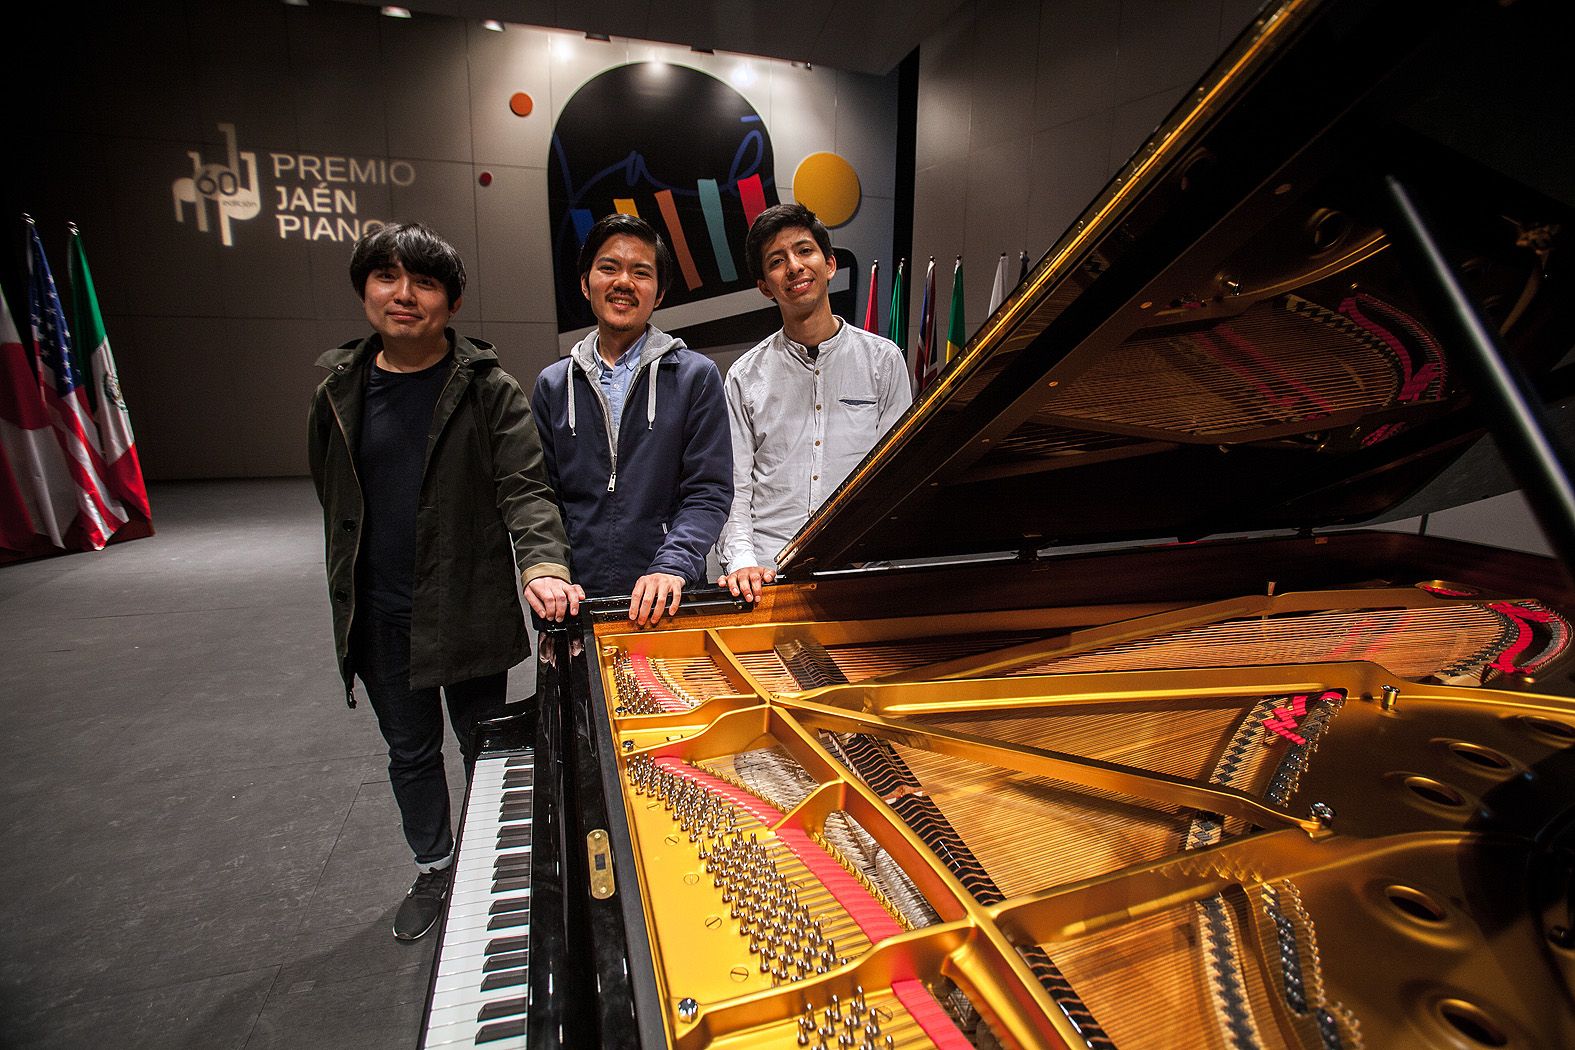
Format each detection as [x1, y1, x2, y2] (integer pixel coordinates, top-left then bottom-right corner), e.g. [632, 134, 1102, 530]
[585, 32, 610, 42]
[281, 0, 309, 7]
[481, 19, 504, 31]
[380, 6, 412, 17]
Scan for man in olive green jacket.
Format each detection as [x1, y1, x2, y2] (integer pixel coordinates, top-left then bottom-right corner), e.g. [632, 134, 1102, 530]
[308, 223, 581, 941]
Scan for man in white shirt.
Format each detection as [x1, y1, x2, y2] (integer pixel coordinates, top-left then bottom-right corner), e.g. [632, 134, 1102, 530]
[717, 204, 911, 600]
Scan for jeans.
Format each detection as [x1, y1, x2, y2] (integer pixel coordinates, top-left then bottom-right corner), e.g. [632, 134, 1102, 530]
[354, 613, 507, 866]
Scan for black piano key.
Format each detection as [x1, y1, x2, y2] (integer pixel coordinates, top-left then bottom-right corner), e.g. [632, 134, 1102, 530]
[490, 896, 530, 915]
[494, 855, 531, 875]
[503, 755, 533, 769]
[496, 829, 532, 849]
[484, 950, 529, 972]
[492, 874, 531, 894]
[502, 773, 531, 789]
[499, 803, 532, 822]
[500, 790, 531, 806]
[488, 911, 531, 931]
[485, 935, 528, 956]
[476, 1019, 527, 1044]
[477, 996, 528, 1022]
[481, 967, 529, 992]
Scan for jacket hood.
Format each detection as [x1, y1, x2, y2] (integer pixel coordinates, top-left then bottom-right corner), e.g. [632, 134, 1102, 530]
[564, 325, 685, 437]
[314, 329, 496, 372]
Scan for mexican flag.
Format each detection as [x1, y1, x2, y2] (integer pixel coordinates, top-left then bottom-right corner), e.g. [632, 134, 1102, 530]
[69, 226, 151, 523]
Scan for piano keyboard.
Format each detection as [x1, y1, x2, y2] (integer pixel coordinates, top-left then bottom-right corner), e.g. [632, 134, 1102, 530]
[420, 751, 534, 1048]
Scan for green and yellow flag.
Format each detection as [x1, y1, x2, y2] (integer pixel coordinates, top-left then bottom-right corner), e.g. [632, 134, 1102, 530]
[945, 256, 965, 363]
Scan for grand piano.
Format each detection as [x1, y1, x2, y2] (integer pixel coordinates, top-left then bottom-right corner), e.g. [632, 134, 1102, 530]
[422, 0, 1575, 1045]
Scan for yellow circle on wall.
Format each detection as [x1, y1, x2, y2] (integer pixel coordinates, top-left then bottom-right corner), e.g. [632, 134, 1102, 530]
[792, 152, 861, 227]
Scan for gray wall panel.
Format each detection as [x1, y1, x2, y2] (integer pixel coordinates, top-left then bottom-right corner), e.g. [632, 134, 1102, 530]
[475, 321, 562, 388]
[913, 0, 1257, 352]
[466, 22, 552, 169]
[1032, 0, 1121, 131]
[7, 0, 896, 481]
[286, 4, 391, 156]
[834, 69, 900, 203]
[473, 164, 555, 326]
[381, 15, 476, 162]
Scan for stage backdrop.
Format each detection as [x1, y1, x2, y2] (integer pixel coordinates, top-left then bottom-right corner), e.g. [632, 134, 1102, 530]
[6, 0, 899, 479]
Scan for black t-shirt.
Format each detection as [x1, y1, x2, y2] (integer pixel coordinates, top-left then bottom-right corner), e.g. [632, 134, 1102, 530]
[357, 353, 452, 626]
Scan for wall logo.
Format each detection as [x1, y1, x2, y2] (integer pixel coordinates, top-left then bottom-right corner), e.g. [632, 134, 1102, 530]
[171, 122, 412, 247]
[172, 123, 261, 247]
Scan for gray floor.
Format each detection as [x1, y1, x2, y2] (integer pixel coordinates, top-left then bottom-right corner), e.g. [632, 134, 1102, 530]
[1, 478, 534, 1050]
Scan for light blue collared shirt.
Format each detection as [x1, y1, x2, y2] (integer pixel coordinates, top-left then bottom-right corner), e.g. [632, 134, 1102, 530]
[595, 329, 649, 442]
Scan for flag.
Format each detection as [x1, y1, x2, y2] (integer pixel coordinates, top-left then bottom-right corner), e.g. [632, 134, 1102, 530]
[27, 219, 125, 550]
[0, 284, 76, 554]
[945, 256, 965, 364]
[70, 225, 151, 521]
[986, 252, 1010, 316]
[861, 260, 879, 331]
[1018, 250, 1030, 284]
[913, 256, 938, 394]
[886, 258, 907, 352]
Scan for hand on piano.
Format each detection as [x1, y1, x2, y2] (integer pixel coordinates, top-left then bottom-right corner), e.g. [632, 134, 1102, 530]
[717, 564, 776, 603]
[629, 572, 685, 625]
[524, 575, 584, 621]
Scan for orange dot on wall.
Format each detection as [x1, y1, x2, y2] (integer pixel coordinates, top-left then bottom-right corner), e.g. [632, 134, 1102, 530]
[509, 92, 534, 117]
[792, 152, 861, 227]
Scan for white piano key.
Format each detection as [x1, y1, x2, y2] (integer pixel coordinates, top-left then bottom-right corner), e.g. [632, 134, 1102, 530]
[423, 749, 534, 1050]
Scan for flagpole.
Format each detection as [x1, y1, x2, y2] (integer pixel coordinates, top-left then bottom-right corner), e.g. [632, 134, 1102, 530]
[862, 259, 879, 331]
[945, 255, 965, 364]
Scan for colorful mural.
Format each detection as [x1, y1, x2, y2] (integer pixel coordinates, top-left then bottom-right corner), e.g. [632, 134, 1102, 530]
[549, 61, 854, 350]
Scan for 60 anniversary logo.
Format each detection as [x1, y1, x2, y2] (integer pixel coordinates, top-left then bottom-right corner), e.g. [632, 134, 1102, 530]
[172, 122, 413, 246]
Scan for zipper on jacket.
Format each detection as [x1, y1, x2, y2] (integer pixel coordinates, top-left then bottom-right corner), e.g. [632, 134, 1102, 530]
[327, 391, 364, 707]
[578, 356, 655, 496]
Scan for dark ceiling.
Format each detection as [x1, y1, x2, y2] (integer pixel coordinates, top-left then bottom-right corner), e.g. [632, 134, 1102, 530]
[334, 0, 967, 74]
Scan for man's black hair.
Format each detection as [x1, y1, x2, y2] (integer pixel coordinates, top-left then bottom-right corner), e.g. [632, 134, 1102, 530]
[349, 222, 467, 307]
[744, 203, 832, 283]
[576, 213, 675, 299]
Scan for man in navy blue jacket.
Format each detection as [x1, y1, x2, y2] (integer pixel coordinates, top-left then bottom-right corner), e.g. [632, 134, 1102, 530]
[532, 214, 732, 624]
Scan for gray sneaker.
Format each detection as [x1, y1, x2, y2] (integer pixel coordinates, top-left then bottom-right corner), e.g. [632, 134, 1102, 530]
[393, 866, 452, 941]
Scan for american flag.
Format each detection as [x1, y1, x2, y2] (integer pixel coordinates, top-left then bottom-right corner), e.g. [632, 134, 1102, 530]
[26, 219, 124, 550]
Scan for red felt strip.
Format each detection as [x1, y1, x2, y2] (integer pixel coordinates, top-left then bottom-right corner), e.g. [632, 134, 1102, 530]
[651, 760, 970, 1048]
[629, 654, 689, 712]
[737, 175, 768, 227]
[892, 979, 975, 1050]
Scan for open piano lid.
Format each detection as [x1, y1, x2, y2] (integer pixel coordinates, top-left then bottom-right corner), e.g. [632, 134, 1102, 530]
[781, 0, 1575, 577]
